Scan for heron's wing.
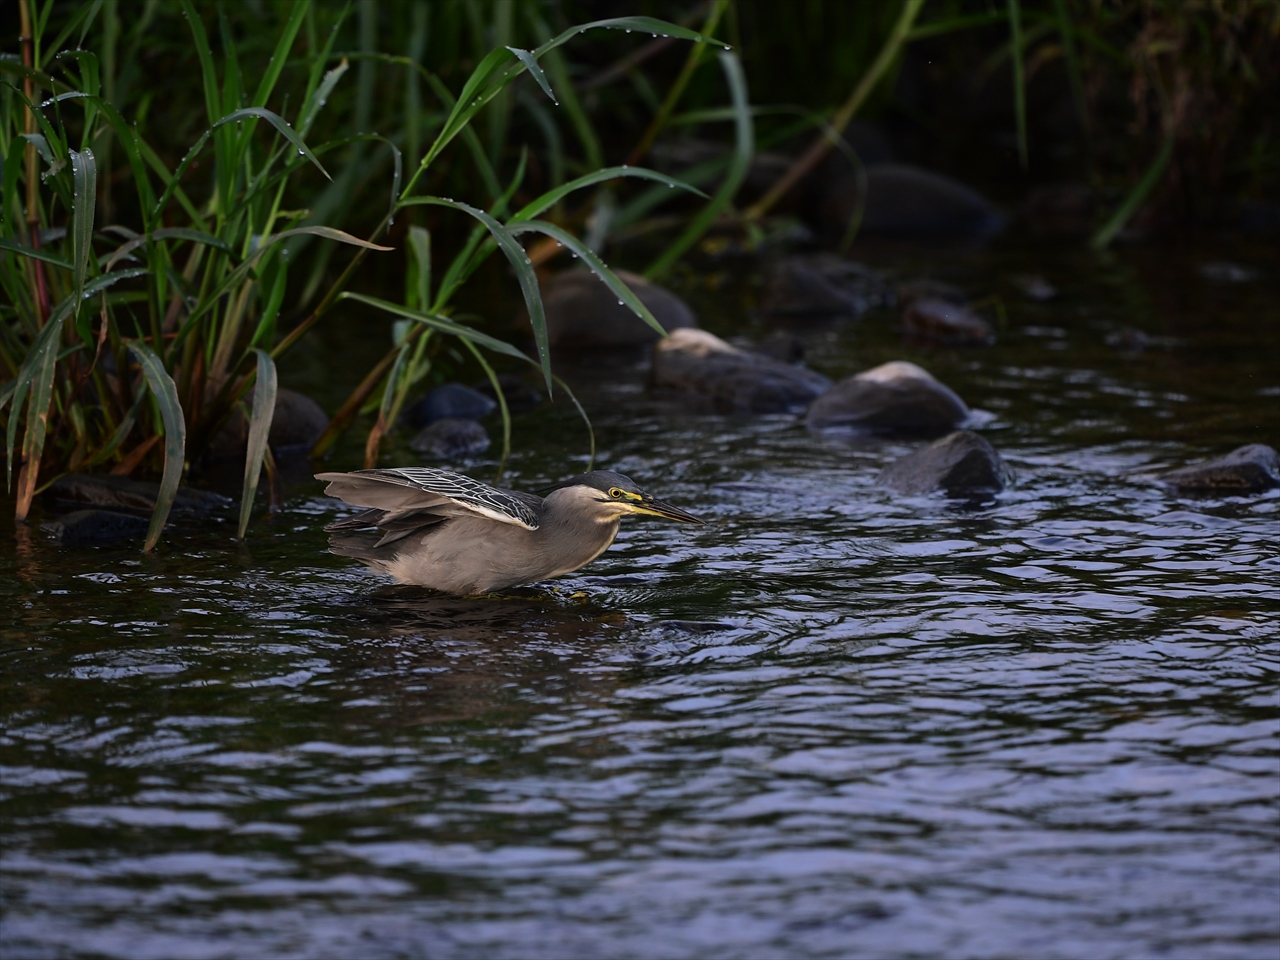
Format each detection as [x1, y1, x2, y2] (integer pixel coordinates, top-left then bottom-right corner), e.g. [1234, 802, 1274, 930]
[316, 467, 541, 530]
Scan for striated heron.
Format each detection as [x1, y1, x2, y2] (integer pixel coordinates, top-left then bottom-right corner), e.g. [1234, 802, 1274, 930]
[317, 467, 704, 594]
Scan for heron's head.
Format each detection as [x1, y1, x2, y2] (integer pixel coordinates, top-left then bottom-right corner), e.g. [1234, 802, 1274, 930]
[542, 471, 705, 525]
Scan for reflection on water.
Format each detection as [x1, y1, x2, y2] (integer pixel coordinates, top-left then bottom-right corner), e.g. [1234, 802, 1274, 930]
[2, 242, 1278, 959]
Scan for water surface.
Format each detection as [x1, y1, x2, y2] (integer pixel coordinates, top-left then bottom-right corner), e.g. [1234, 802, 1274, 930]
[2, 239, 1278, 959]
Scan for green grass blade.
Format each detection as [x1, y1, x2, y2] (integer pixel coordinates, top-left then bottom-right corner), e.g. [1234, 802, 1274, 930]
[508, 219, 666, 338]
[10, 319, 60, 516]
[907, 10, 1007, 40]
[534, 16, 719, 57]
[126, 340, 186, 553]
[250, 1, 307, 109]
[103, 227, 232, 271]
[505, 46, 558, 104]
[179, 0, 221, 127]
[510, 165, 706, 224]
[69, 148, 97, 342]
[221, 106, 332, 180]
[298, 57, 350, 137]
[551, 374, 595, 473]
[645, 51, 751, 279]
[398, 197, 551, 390]
[149, 106, 331, 227]
[1092, 130, 1175, 250]
[0, 237, 74, 270]
[5, 318, 59, 489]
[339, 292, 535, 362]
[405, 15, 715, 198]
[407, 225, 431, 310]
[238, 348, 277, 540]
[248, 252, 289, 350]
[5, 266, 150, 488]
[181, 226, 391, 339]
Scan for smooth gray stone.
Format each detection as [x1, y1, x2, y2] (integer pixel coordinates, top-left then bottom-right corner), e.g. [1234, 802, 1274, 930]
[652, 329, 831, 414]
[806, 361, 969, 437]
[1159, 444, 1280, 493]
[50, 473, 231, 516]
[409, 418, 491, 459]
[270, 388, 329, 452]
[43, 509, 151, 544]
[404, 384, 496, 428]
[880, 430, 1012, 497]
[759, 254, 892, 318]
[207, 387, 329, 458]
[901, 298, 994, 346]
[818, 163, 1005, 240]
[538, 269, 697, 349]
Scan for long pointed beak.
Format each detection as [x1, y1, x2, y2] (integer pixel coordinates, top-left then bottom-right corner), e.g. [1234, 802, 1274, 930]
[631, 495, 706, 524]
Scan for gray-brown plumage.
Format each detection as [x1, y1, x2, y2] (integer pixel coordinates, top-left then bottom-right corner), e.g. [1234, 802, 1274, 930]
[317, 467, 704, 595]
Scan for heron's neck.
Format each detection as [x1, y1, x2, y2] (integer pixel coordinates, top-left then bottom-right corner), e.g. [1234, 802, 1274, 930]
[539, 489, 621, 571]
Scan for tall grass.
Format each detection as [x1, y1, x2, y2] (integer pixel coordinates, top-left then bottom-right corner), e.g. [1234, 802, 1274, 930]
[1, 2, 718, 548]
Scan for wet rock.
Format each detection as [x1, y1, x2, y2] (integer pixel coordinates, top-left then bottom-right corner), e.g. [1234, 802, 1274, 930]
[1199, 261, 1257, 283]
[1159, 444, 1280, 494]
[817, 164, 1005, 241]
[208, 387, 329, 459]
[268, 388, 329, 454]
[536, 269, 697, 349]
[409, 418, 491, 459]
[880, 430, 1013, 497]
[1105, 327, 1152, 353]
[1011, 274, 1057, 301]
[472, 374, 543, 414]
[42, 509, 150, 545]
[806, 361, 970, 437]
[758, 254, 892, 318]
[651, 328, 831, 414]
[901, 298, 993, 346]
[50, 473, 231, 517]
[404, 383, 495, 429]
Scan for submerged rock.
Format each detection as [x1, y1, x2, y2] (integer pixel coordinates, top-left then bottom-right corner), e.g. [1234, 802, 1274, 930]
[1105, 327, 1152, 353]
[651, 328, 831, 414]
[1159, 444, 1280, 494]
[537, 269, 697, 349]
[758, 254, 892, 318]
[404, 383, 496, 428]
[880, 430, 1012, 497]
[817, 164, 1005, 241]
[50, 473, 231, 517]
[409, 418, 491, 459]
[806, 361, 969, 437]
[1011, 273, 1057, 302]
[42, 509, 151, 545]
[901, 298, 993, 346]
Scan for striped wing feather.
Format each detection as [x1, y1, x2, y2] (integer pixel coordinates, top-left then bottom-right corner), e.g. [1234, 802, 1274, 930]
[317, 467, 541, 530]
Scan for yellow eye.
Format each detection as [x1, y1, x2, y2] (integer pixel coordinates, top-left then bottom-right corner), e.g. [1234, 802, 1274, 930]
[608, 487, 624, 499]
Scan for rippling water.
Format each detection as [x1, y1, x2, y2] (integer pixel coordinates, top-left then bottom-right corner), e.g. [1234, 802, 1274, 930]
[2, 242, 1278, 958]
